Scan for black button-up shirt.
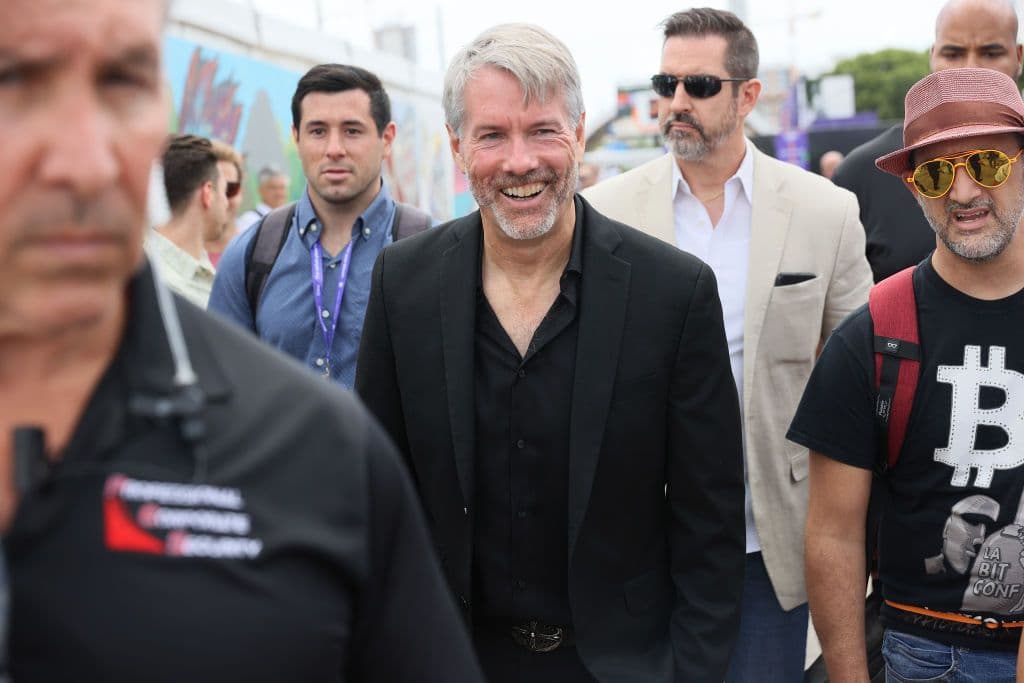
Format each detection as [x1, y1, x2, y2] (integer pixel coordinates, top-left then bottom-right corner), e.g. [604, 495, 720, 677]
[472, 200, 584, 625]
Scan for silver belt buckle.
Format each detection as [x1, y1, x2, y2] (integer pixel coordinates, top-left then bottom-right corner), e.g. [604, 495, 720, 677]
[510, 620, 564, 652]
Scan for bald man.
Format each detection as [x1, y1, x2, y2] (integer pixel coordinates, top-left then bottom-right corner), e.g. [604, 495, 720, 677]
[832, 0, 1022, 282]
[818, 151, 844, 180]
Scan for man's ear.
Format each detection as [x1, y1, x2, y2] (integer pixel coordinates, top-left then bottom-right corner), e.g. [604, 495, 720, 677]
[574, 111, 586, 156]
[447, 124, 467, 173]
[292, 125, 300, 145]
[380, 121, 397, 159]
[737, 78, 762, 118]
[199, 181, 214, 211]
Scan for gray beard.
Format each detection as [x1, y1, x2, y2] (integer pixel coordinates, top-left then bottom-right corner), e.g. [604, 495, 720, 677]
[471, 163, 578, 241]
[919, 194, 1024, 263]
[661, 99, 739, 163]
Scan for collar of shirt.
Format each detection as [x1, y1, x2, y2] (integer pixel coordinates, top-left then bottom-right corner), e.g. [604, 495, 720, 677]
[146, 229, 215, 278]
[671, 138, 755, 208]
[295, 180, 394, 249]
[474, 195, 585, 305]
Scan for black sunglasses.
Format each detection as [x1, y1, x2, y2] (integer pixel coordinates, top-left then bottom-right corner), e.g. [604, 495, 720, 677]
[651, 73, 750, 99]
[225, 181, 241, 199]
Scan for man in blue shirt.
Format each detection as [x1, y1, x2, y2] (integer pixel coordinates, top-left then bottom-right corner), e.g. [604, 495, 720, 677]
[210, 64, 430, 387]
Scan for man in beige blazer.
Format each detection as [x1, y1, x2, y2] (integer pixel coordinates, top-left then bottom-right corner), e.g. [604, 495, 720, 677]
[584, 8, 872, 682]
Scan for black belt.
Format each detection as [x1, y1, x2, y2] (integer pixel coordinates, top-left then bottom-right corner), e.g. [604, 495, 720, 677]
[507, 620, 574, 652]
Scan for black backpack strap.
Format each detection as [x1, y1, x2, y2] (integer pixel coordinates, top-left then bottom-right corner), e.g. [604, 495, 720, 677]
[391, 202, 432, 241]
[244, 202, 297, 317]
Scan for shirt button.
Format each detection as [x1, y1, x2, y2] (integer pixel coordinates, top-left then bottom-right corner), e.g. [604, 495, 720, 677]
[363, 227, 371, 238]
[516, 439, 525, 449]
[315, 358, 325, 367]
[328, 262, 337, 269]
[517, 510, 527, 519]
[321, 309, 330, 319]
[517, 368, 526, 378]
[309, 224, 318, 232]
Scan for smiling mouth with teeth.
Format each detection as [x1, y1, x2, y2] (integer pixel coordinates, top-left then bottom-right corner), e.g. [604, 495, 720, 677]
[500, 183, 546, 200]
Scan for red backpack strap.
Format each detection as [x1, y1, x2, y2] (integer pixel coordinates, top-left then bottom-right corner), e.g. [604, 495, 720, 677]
[868, 266, 921, 471]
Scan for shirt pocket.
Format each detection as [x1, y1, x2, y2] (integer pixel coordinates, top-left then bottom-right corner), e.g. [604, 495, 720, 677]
[762, 277, 823, 363]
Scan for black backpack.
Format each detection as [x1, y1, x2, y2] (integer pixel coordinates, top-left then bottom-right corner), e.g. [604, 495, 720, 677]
[243, 201, 431, 315]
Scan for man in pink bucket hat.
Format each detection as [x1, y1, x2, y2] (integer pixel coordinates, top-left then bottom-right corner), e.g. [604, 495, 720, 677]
[788, 67, 1024, 682]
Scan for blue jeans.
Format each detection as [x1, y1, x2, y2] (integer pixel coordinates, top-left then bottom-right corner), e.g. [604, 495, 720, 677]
[724, 552, 808, 683]
[882, 630, 1016, 682]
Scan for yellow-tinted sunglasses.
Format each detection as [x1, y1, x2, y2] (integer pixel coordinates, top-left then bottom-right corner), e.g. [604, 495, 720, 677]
[906, 149, 1023, 198]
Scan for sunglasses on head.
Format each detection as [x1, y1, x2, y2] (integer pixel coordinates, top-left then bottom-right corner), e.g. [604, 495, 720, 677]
[651, 73, 750, 99]
[906, 148, 1023, 198]
[225, 181, 241, 199]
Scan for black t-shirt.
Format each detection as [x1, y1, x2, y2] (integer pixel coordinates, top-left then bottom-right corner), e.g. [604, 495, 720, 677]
[788, 257, 1024, 650]
[832, 125, 937, 283]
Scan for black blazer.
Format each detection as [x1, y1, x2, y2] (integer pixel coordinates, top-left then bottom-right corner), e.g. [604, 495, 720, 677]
[356, 197, 744, 682]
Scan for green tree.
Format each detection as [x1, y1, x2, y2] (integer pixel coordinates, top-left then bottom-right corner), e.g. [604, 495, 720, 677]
[828, 48, 930, 120]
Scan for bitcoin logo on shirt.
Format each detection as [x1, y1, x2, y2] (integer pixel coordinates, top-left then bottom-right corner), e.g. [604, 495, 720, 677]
[935, 345, 1024, 488]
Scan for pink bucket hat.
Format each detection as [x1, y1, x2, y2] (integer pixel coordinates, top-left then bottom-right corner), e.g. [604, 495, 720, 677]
[875, 68, 1024, 177]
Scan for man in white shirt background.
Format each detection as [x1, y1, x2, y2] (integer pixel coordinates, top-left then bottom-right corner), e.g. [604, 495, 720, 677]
[236, 165, 290, 231]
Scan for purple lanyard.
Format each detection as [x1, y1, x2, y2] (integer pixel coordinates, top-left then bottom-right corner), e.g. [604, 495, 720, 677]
[310, 238, 354, 373]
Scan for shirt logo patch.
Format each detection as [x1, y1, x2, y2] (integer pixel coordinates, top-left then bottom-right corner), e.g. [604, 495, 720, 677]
[935, 345, 1024, 488]
[103, 474, 263, 559]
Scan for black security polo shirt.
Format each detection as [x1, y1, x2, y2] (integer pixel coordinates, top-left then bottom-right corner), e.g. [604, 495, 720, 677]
[472, 202, 584, 626]
[5, 263, 483, 682]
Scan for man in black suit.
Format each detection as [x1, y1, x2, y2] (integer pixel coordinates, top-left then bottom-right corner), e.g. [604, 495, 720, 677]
[356, 22, 745, 683]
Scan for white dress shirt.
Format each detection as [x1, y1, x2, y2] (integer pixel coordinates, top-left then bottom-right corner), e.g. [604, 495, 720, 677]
[236, 202, 271, 232]
[671, 141, 761, 554]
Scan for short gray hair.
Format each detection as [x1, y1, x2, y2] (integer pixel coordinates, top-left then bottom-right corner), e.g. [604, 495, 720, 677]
[443, 23, 584, 137]
[257, 165, 288, 185]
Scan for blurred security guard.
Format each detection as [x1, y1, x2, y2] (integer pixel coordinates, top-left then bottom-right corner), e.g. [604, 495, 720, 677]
[0, 2, 484, 682]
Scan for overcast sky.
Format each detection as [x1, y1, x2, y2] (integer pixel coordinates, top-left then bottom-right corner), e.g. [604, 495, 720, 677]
[252, 0, 946, 122]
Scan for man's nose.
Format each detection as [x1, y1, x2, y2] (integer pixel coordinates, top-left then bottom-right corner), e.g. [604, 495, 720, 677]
[326, 130, 347, 157]
[502, 135, 539, 176]
[38, 89, 119, 197]
[947, 163, 983, 205]
[670, 82, 693, 114]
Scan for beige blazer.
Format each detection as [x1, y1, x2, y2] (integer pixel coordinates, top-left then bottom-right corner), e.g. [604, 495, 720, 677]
[583, 149, 872, 610]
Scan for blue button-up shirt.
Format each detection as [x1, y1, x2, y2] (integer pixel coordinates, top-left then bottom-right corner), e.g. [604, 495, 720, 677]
[209, 183, 397, 388]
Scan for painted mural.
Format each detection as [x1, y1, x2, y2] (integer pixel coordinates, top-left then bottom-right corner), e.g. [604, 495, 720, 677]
[163, 35, 459, 220]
